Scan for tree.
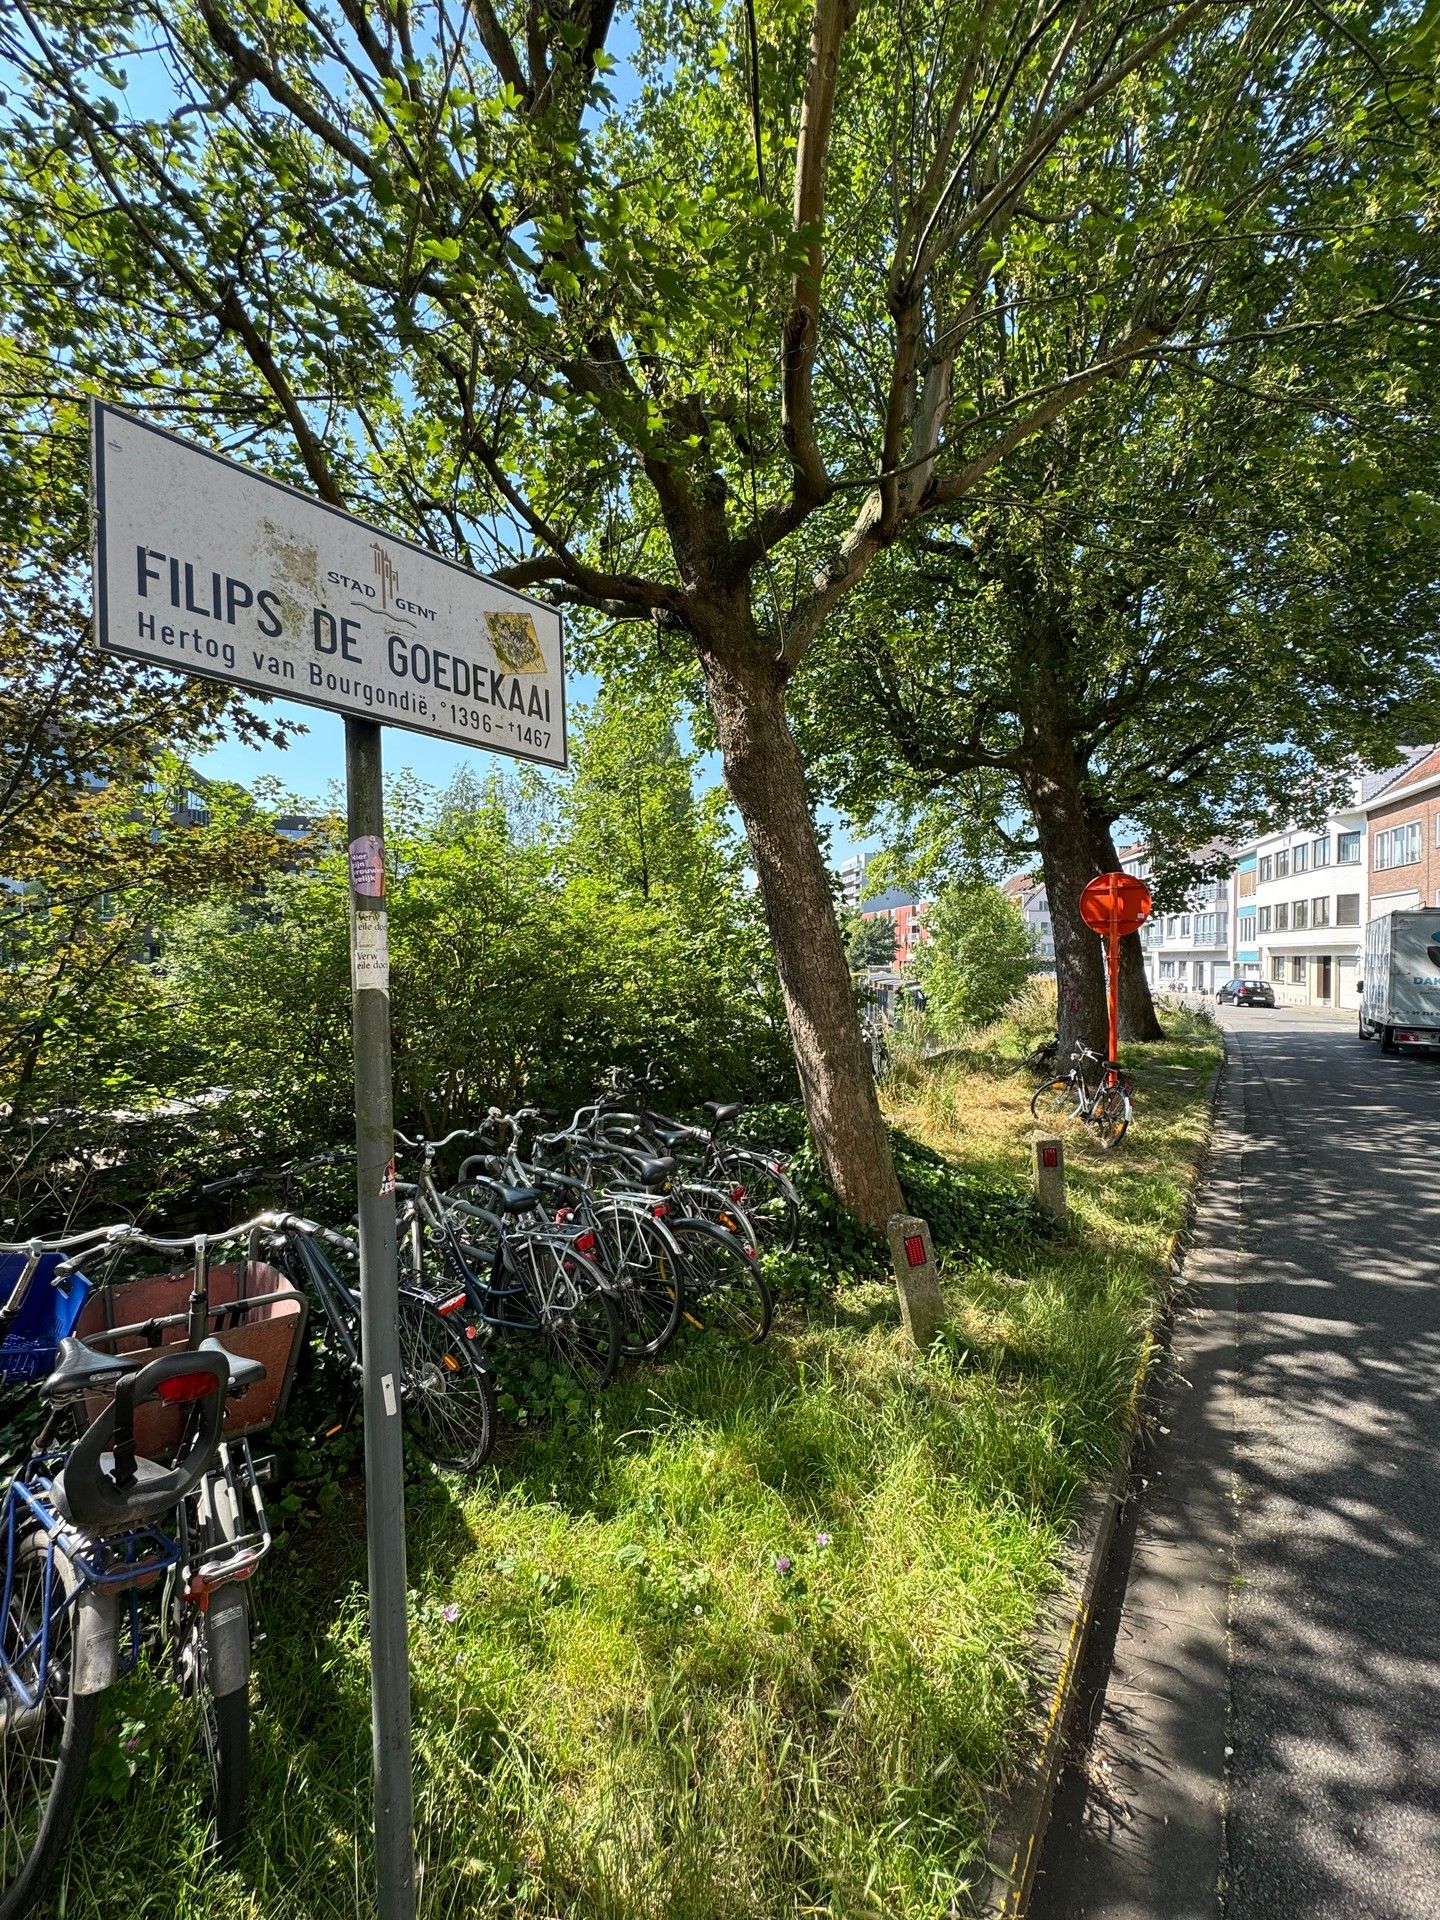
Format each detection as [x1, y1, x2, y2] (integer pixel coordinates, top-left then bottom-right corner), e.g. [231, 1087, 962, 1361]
[844, 914, 896, 973]
[792, 272, 1440, 1051]
[915, 885, 1035, 1034]
[0, 0, 1426, 1220]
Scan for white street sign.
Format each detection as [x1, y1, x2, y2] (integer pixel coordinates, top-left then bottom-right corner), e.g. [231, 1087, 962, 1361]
[91, 401, 566, 767]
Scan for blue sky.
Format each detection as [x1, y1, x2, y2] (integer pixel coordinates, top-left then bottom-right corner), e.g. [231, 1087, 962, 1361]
[197, 692, 874, 865]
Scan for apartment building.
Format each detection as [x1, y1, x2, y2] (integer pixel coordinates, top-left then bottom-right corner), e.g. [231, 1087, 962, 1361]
[999, 871, 1056, 968]
[1233, 752, 1435, 1009]
[836, 852, 868, 910]
[858, 888, 931, 971]
[1118, 843, 1230, 994]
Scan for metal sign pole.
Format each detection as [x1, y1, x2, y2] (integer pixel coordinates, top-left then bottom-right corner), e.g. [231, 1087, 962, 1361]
[1106, 918, 1121, 1084]
[344, 715, 415, 1920]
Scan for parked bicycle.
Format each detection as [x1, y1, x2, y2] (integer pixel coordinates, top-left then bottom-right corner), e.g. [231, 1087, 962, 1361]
[394, 1128, 624, 1391]
[1, 1220, 293, 1914]
[200, 1157, 498, 1472]
[1030, 1043, 1133, 1148]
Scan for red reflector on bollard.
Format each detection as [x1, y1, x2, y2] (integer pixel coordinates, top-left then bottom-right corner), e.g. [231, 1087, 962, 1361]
[1041, 1145, 1059, 1169]
[904, 1234, 925, 1267]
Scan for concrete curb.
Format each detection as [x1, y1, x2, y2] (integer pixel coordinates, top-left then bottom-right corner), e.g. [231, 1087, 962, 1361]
[972, 1046, 1226, 1919]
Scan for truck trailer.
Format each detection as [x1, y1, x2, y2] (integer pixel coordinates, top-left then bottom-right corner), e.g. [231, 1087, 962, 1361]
[1358, 909, 1440, 1052]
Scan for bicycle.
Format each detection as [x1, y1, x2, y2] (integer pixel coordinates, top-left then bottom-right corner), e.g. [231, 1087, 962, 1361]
[200, 1158, 498, 1472]
[587, 1073, 801, 1254]
[532, 1113, 773, 1345]
[1030, 1043, 1134, 1148]
[2, 1220, 290, 1913]
[454, 1109, 686, 1361]
[394, 1129, 623, 1391]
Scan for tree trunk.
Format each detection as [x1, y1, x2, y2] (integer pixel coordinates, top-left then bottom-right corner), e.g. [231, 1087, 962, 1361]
[1086, 815, 1165, 1042]
[1021, 748, 1110, 1057]
[700, 622, 905, 1231]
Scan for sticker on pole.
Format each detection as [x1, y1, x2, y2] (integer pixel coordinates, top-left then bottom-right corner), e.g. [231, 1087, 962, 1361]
[349, 835, 386, 898]
[352, 910, 390, 994]
[1079, 872, 1153, 938]
[91, 401, 566, 767]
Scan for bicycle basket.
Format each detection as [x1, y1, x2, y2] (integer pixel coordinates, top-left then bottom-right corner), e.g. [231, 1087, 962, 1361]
[76, 1260, 307, 1448]
[0, 1252, 94, 1384]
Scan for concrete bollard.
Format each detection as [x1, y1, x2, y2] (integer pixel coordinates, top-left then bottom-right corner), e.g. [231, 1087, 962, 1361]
[1031, 1132, 1067, 1223]
[885, 1213, 945, 1351]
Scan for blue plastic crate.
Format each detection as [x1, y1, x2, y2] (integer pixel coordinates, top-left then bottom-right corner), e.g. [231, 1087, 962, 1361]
[0, 1253, 94, 1384]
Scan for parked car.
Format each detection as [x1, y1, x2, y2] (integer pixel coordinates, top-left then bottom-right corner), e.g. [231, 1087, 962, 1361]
[1216, 978, 1276, 1007]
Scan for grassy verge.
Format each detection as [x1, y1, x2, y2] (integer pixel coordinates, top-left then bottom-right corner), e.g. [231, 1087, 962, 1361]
[38, 1014, 1220, 1920]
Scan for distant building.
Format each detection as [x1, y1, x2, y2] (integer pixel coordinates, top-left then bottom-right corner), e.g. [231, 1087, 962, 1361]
[1000, 871, 1055, 968]
[1226, 746, 1434, 1009]
[858, 887, 931, 972]
[836, 852, 868, 909]
[1122, 843, 1231, 996]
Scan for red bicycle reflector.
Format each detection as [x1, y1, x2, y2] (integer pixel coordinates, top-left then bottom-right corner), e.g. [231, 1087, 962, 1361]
[730, 1185, 746, 1202]
[1041, 1145, 1060, 1169]
[157, 1370, 217, 1404]
[904, 1234, 926, 1268]
[465, 1325, 480, 1341]
[575, 1231, 597, 1255]
[651, 1204, 669, 1218]
[436, 1293, 468, 1317]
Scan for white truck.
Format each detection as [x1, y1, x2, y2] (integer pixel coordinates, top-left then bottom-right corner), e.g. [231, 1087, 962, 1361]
[1358, 909, 1440, 1052]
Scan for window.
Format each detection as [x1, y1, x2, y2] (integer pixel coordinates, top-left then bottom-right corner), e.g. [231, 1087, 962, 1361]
[1338, 830, 1361, 863]
[1160, 959, 1175, 978]
[1336, 893, 1361, 925]
[1435, 816, 1440, 848]
[1275, 849, 1291, 878]
[1292, 900, 1309, 929]
[1293, 843, 1310, 874]
[1258, 855, 1273, 883]
[1275, 903, 1291, 931]
[1239, 868, 1256, 897]
[1197, 914, 1220, 946]
[1258, 906, 1272, 932]
[1175, 960, 1189, 981]
[1312, 897, 1330, 927]
[1374, 822, 1422, 871]
[1272, 956, 1286, 982]
[1238, 913, 1257, 941]
[1291, 956, 1307, 985]
[1313, 837, 1331, 868]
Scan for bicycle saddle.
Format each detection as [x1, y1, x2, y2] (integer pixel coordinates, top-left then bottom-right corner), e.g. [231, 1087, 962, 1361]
[702, 1101, 744, 1126]
[42, 1334, 138, 1400]
[52, 1348, 230, 1534]
[197, 1335, 267, 1395]
[629, 1155, 676, 1189]
[485, 1181, 543, 1215]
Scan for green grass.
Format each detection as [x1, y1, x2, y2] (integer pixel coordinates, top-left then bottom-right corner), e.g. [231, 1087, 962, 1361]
[34, 1014, 1220, 1920]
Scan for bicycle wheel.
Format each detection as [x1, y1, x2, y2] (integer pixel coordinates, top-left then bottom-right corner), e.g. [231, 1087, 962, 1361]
[715, 1151, 800, 1253]
[1096, 1084, 1131, 1150]
[513, 1237, 620, 1388]
[0, 1531, 98, 1920]
[1030, 1078, 1079, 1123]
[172, 1472, 250, 1855]
[396, 1291, 498, 1471]
[588, 1199, 685, 1359]
[672, 1219, 773, 1344]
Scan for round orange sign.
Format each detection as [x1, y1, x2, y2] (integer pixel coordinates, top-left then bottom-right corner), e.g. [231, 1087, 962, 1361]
[1079, 871, 1153, 938]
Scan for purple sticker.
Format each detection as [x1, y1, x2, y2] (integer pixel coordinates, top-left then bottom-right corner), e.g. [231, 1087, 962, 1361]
[349, 835, 385, 897]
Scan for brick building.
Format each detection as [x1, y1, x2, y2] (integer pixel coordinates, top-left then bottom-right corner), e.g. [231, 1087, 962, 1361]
[858, 888, 931, 971]
[1364, 745, 1440, 913]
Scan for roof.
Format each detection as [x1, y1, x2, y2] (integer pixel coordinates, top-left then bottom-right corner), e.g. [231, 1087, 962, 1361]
[1358, 744, 1438, 805]
[859, 888, 921, 914]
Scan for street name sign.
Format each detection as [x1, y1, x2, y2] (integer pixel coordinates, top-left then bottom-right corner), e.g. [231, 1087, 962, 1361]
[92, 401, 566, 767]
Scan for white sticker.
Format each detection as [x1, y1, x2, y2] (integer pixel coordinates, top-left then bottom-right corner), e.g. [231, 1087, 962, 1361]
[381, 1372, 397, 1417]
[351, 910, 390, 995]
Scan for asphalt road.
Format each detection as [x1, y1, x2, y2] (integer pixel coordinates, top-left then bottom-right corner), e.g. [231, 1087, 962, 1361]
[1030, 1006, 1440, 1920]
